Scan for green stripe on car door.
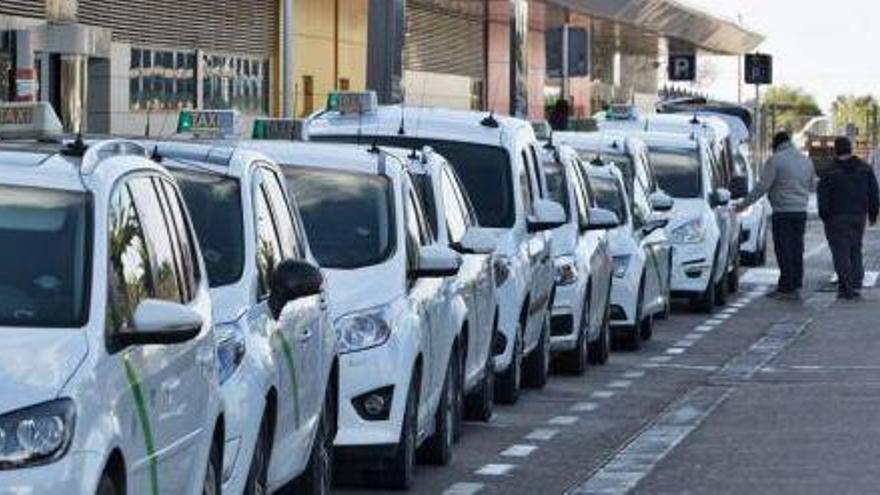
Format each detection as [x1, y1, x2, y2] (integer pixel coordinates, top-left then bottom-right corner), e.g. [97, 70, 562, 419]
[275, 331, 302, 428]
[124, 358, 160, 495]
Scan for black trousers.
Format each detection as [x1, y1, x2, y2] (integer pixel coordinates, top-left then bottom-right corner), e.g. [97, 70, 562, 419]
[824, 215, 866, 295]
[772, 212, 807, 293]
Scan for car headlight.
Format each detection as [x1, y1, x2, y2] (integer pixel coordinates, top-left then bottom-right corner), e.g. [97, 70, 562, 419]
[671, 219, 704, 244]
[554, 256, 578, 286]
[216, 323, 246, 385]
[612, 255, 632, 278]
[335, 305, 394, 355]
[0, 399, 75, 470]
[493, 255, 511, 287]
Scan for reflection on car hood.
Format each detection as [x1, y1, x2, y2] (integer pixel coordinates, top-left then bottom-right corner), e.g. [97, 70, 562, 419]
[666, 199, 707, 230]
[0, 328, 88, 413]
[323, 263, 403, 319]
[551, 224, 577, 258]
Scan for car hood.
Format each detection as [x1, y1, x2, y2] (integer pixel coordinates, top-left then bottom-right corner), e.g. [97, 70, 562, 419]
[606, 226, 635, 256]
[323, 263, 403, 320]
[551, 224, 577, 258]
[0, 328, 88, 413]
[665, 198, 707, 230]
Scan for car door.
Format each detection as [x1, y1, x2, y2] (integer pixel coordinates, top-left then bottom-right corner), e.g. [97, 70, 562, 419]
[250, 169, 312, 453]
[106, 176, 209, 493]
[705, 147, 730, 277]
[571, 161, 609, 333]
[522, 146, 553, 344]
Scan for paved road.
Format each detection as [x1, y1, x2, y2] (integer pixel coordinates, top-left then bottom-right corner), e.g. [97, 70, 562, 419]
[332, 220, 880, 495]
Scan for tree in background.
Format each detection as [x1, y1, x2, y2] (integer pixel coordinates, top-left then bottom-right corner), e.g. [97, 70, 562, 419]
[762, 85, 823, 135]
[831, 95, 879, 138]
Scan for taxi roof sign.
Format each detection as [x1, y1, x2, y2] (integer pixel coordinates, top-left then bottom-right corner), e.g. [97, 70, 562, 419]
[0, 102, 63, 140]
[326, 91, 378, 115]
[252, 118, 303, 141]
[178, 110, 241, 138]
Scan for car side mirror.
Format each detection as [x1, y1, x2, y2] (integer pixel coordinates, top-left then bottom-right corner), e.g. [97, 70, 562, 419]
[585, 207, 620, 231]
[649, 191, 675, 212]
[111, 299, 204, 350]
[642, 214, 669, 236]
[729, 176, 749, 200]
[452, 227, 497, 255]
[711, 188, 732, 208]
[269, 259, 324, 320]
[414, 245, 462, 278]
[527, 199, 566, 233]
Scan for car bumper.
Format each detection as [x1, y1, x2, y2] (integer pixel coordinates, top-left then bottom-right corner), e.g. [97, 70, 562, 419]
[0, 451, 104, 494]
[670, 243, 713, 294]
[335, 340, 417, 449]
[609, 273, 640, 328]
[493, 277, 524, 373]
[220, 359, 268, 493]
[550, 282, 583, 352]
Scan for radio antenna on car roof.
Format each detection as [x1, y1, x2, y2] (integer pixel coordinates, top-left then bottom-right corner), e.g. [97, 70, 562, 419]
[397, 98, 407, 136]
[480, 112, 499, 129]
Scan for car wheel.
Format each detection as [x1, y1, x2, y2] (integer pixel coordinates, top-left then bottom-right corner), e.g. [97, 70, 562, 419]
[560, 289, 590, 375]
[494, 321, 523, 405]
[727, 248, 741, 294]
[381, 374, 418, 489]
[203, 437, 222, 495]
[96, 470, 120, 495]
[451, 344, 465, 442]
[465, 345, 494, 422]
[588, 291, 611, 365]
[715, 268, 728, 306]
[639, 312, 654, 341]
[420, 355, 456, 466]
[523, 313, 550, 389]
[245, 415, 271, 495]
[292, 386, 335, 494]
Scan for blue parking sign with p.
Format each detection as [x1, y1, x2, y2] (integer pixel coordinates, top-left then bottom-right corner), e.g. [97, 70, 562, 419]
[668, 54, 696, 82]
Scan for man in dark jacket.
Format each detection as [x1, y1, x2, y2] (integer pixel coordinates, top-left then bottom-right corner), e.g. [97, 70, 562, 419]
[818, 137, 880, 300]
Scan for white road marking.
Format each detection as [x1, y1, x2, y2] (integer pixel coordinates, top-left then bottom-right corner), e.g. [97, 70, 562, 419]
[571, 402, 599, 412]
[608, 380, 632, 389]
[674, 340, 695, 348]
[623, 370, 646, 379]
[501, 445, 539, 458]
[722, 307, 739, 314]
[731, 302, 748, 308]
[525, 428, 559, 441]
[650, 355, 673, 363]
[715, 320, 815, 382]
[650, 363, 720, 372]
[548, 416, 580, 426]
[706, 319, 725, 325]
[476, 464, 516, 476]
[569, 387, 732, 495]
[591, 390, 616, 399]
[444, 482, 485, 495]
[665, 348, 686, 355]
[695, 325, 715, 332]
[716, 313, 732, 320]
[683, 333, 703, 341]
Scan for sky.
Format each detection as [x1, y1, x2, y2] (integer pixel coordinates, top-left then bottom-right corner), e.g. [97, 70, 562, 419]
[683, 0, 880, 111]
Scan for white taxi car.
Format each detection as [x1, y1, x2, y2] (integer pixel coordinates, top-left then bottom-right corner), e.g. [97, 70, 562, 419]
[151, 141, 338, 494]
[407, 148, 499, 424]
[244, 140, 465, 489]
[306, 92, 566, 404]
[536, 142, 618, 372]
[584, 161, 672, 350]
[0, 104, 223, 494]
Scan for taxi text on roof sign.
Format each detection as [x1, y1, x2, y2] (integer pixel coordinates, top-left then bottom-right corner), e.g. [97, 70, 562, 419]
[0, 102, 63, 140]
[253, 118, 303, 141]
[326, 91, 378, 115]
[178, 109, 241, 138]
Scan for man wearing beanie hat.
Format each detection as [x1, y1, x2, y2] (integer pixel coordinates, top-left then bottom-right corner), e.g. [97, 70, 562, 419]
[818, 137, 880, 300]
[738, 131, 816, 300]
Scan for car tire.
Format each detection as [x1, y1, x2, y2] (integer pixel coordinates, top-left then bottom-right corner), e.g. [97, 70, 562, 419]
[203, 437, 222, 495]
[465, 346, 494, 422]
[381, 374, 418, 490]
[420, 355, 456, 466]
[715, 268, 728, 306]
[96, 470, 120, 495]
[727, 248, 741, 295]
[452, 344, 465, 442]
[560, 289, 591, 375]
[618, 278, 645, 352]
[494, 320, 522, 405]
[639, 312, 654, 341]
[588, 290, 611, 365]
[523, 313, 550, 389]
[292, 386, 335, 494]
[245, 415, 271, 495]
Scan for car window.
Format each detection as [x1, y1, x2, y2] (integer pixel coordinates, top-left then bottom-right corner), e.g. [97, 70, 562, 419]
[446, 167, 479, 227]
[172, 169, 244, 288]
[411, 173, 439, 239]
[631, 180, 651, 229]
[590, 175, 628, 225]
[529, 145, 545, 196]
[649, 147, 704, 199]
[260, 167, 303, 260]
[157, 179, 199, 302]
[311, 135, 515, 228]
[129, 178, 183, 303]
[570, 161, 592, 226]
[441, 169, 468, 244]
[254, 184, 284, 298]
[107, 182, 154, 335]
[541, 158, 570, 220]
[0, 185, 91, 328]
[285, 166, 395, 269]
[520, 151, 535, 213]
[405, 187, 432, 276]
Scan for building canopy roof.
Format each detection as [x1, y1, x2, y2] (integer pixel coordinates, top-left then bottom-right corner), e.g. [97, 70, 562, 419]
[550, 0, 764, 55]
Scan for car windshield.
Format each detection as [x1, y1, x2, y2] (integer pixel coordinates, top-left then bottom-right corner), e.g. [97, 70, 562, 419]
[172, 170, 245, 288]
[541, 160, 570, 218]
[0, 185, 91, 327]
[312, 135, 515, 228]
[589, 176, 628, 224]
[577, 151, 635, 196]
[649, 148, 703, 199]
[285, 167, 395, 269]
